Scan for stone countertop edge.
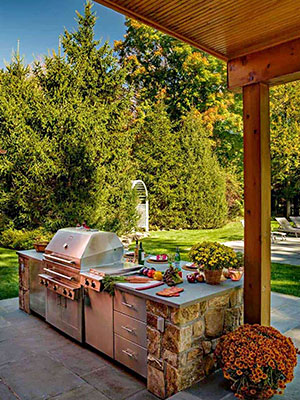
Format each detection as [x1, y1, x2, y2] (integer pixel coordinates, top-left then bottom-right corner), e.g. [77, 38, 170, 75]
[115, 278, 243, 308]
[16, 249, 45, 261]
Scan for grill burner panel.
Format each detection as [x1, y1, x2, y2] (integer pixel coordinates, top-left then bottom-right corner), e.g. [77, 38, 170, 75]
[39, 274, 80, 300]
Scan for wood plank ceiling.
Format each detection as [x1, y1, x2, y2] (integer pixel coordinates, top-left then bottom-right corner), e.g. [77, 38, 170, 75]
[94, 0, 300, 61]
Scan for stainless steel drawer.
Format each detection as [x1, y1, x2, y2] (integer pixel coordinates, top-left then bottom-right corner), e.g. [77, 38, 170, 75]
[114, 311, 146, 348]
[114, 290, 146, 322]
[114, 334, 147, 378]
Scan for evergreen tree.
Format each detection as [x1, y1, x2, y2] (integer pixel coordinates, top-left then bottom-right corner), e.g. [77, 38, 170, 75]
[133, 103, 228, 229]
[179, 110, 228, 228]
[133, 101, 181, 228]
[0, 2, 137, 234]
[117, 19, 243, 222]
[0, 51, 57, 229]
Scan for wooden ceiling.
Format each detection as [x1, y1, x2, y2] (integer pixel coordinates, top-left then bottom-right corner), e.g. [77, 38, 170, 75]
[94, 0, 300, 61]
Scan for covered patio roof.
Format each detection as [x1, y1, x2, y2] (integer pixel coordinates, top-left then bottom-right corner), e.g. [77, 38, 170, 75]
[94, 0, 300, 327]
[95, 0, 300, 61]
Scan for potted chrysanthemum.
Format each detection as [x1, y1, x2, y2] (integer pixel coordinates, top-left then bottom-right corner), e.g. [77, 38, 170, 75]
[214, 324, 298, 399]
[189, 241, 241, 285]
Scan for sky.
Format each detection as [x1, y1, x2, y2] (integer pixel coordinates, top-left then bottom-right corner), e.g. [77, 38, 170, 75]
[0, 0, 126, 69]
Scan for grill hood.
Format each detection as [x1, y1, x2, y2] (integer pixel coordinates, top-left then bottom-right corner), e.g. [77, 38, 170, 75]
[45, 228, 124, 270]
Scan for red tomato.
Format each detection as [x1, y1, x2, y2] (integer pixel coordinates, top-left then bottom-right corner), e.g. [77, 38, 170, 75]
[147, 269, 155, 278]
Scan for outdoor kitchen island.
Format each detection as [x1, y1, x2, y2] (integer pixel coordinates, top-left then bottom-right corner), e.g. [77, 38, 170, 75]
[18, 228, 243, 399]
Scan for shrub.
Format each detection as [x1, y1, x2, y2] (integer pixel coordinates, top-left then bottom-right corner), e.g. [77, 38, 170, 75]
[0, 228, 53, 250]
[189, 241, 241, 270]
[215, 324, 298, 399]
[225, 171, 243, 220]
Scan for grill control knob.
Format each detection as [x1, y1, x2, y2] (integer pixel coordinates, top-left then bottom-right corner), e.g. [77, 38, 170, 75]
[69, 291, 72, 298]
[54, 285, 57, 291]
[91, 282, 96, 288]
[85, 280, 89, 286]
[63, 289, 67, 295]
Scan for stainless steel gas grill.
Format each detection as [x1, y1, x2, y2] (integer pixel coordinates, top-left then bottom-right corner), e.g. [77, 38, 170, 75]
[39, 228, 125, 342]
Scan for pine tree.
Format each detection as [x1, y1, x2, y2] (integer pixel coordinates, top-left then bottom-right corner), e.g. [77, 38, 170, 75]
[32, 1, 137, 233]
[179, 110, 228, 228]
[0, 50, 57, 229]
[133, 101, 182, 228]
[0, 2, 137, 234]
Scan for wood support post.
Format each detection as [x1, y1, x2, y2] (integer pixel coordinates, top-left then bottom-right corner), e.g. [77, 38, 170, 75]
[243, 83, 271, 326]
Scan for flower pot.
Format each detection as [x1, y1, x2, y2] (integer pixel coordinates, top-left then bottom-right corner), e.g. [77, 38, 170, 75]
[34, 242, 48, 253]
[204, 269, 222, 285]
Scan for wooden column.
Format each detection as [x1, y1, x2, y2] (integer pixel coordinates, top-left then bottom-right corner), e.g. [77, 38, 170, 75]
[243, 83, 271, 326]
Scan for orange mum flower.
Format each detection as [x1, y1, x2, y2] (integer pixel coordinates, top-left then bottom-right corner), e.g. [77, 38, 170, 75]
[214, 324, 298, 400]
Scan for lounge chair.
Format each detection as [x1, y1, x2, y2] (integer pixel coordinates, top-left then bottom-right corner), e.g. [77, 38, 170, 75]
[290, 216, 300, 229]
[275, 217, 300, 238]
[240, 219, 287, 242]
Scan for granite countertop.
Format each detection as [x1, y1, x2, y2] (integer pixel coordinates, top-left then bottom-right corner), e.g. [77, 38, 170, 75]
[17, 249, 45, 262]
[116, 260, 243, 308]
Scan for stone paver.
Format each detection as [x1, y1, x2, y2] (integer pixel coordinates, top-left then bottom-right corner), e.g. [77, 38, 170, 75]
[0, 298, 147, 400]
[0, 293, 300, 399]
[0, 380, 18, 400]
[50, 383, 109, 400]
[0, 354, 85, 400]
[83, 366, 145, 400]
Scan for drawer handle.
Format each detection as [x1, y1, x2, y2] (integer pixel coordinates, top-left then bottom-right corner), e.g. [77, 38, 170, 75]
[121, 325, 135, 334]
[122, 349, 136, 359]
[121, 301, 133, 309]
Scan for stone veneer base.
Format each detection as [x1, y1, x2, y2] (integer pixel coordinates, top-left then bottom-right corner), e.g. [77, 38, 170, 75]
[146, 287, 243, 398]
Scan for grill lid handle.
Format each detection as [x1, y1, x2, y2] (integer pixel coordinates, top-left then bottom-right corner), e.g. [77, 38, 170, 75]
[44, 254, 75, 265]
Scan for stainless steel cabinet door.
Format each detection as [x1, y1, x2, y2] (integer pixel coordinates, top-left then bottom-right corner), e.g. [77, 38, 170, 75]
[46, 289, 83, 342]
[29, 258, 45, 318]
[84, 289, 114, 357]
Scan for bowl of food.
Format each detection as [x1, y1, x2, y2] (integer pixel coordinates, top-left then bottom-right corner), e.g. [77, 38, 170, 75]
[34, 242, 48, 253]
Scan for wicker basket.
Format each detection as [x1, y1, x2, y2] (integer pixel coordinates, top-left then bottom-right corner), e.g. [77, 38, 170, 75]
[34, 242, 48, 253]
[204, 269, 222, 285]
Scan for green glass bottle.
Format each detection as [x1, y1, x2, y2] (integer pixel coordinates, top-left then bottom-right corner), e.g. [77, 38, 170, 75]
[138, 242, 145, 265]
[174, 246, 181, 270]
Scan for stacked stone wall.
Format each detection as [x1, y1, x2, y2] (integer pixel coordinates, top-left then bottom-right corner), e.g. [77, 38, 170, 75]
[146, 287, 243, 398]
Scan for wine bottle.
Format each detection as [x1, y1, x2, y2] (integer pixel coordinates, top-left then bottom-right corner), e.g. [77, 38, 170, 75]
[138, 242, 145, 265]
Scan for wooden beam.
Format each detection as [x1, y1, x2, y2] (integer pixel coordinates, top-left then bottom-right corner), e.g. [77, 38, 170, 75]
[228, 37, 300, 89]
[243, 83, 271, 326]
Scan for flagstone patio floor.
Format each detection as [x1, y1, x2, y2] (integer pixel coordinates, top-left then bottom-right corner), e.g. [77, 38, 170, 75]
[0, 292, 299, 400]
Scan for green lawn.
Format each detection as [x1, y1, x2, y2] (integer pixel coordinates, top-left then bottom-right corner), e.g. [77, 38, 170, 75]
[140, 221, 244, 259]
[140, 221, 280, 258]
[271, 263, 300, 297]
[0, 247, 19, 300]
